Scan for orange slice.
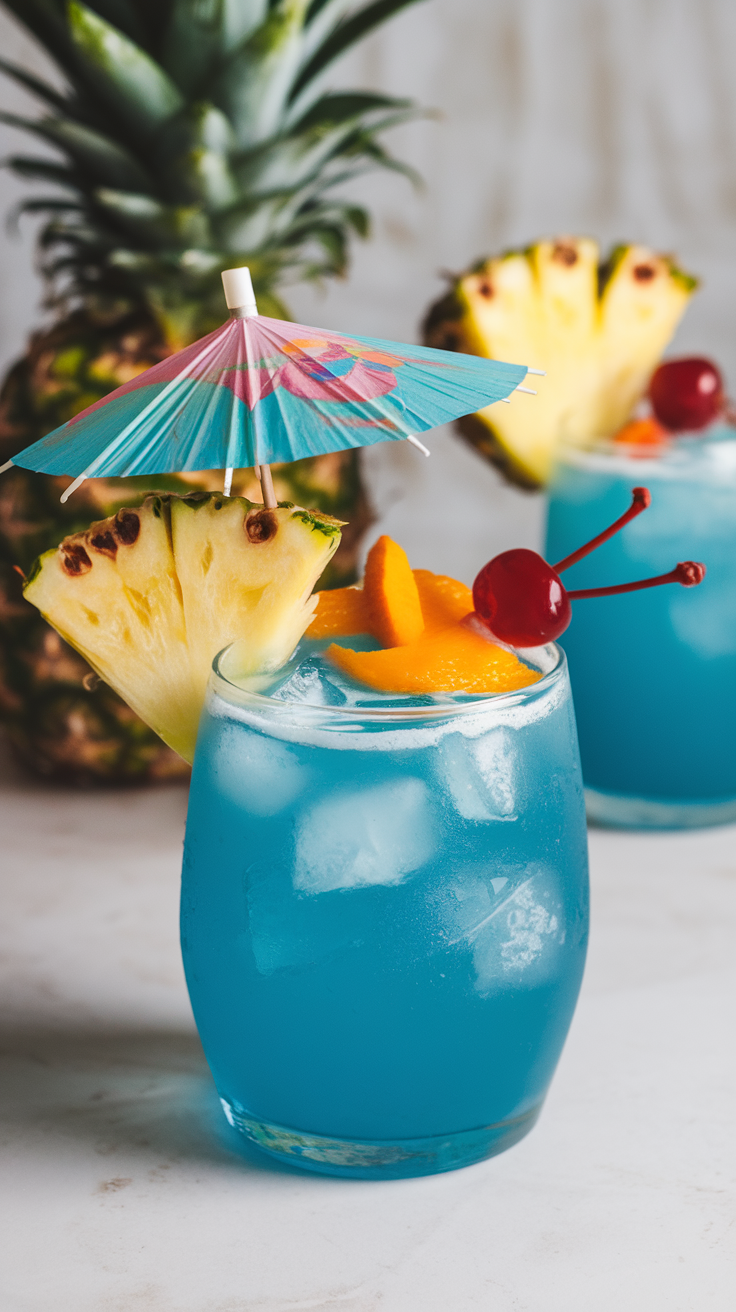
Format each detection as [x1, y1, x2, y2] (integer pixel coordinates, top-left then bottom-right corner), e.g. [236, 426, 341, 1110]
[309, 568, 473, 640]
[306, 586, 369, 639]
[363, 535, 424, 647]
[327, 620, 541, 695]
[613, 417, 667, 450]
[414, 570, 473, 634]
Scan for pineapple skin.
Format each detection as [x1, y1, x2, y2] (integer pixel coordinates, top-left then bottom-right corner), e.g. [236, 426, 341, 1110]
[423, 238, 698, 488]
[0, 0, 422, 783]
[0, 307, 372, 784]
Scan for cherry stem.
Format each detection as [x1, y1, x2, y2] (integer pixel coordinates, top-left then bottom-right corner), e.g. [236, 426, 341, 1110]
[567, 560, 706, 600]
[553, 487, 651, 574]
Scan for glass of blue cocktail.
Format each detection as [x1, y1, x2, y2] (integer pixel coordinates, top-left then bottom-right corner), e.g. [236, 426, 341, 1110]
[545, 359, 736, 829]
[181, 637, 589, 1179]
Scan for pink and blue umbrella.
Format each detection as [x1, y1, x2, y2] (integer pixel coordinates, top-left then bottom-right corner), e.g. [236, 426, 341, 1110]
[0, 268, 535, 503]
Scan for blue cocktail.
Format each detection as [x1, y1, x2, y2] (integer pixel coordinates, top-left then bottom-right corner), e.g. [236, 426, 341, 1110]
[545, 429, 736, 827]
[181, 639, 588, 1179]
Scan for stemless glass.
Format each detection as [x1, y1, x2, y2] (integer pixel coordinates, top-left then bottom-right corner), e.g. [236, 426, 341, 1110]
[545, 429, 736, 828]
[181, 644, 589, 1180]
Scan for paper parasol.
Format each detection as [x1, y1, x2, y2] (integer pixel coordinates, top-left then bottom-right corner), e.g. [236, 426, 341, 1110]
[1, 268, 539, 507]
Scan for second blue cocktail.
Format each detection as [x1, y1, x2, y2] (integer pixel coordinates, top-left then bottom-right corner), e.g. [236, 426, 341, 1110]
[546, 429, 736, 828]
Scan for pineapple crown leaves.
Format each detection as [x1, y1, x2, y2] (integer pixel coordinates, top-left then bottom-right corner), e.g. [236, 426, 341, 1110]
[0, 0, 426, 344]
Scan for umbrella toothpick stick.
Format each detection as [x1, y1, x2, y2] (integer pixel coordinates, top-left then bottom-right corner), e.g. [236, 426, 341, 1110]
[256, 463, 277, 509]
[406, 434, 431, 457]
[222, 267, 258, 321]
[61, 473, 87, 503]
[221, 267, 278, 508]
[500, 370, 544, 405]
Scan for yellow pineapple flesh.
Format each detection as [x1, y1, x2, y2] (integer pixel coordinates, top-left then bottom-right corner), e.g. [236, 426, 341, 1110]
[424, 238, 698, 486]
[23, 493, 341, 763]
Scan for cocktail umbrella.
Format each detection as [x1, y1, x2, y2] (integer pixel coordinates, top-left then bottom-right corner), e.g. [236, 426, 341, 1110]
[0, 269, 539, 508]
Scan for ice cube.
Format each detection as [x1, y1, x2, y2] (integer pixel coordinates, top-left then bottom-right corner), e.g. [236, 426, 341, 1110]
[670, 584, 736, 657]
[294, 776, 436, 894]
[435, 866, 563, 993]
[246, 857, 363, 975]
[470, 871, 563, 993]
[272, 657, 349, 706]
[271, 636, 389, 709]
[213, 724, 309, 816]
[434, 727, 517, 821]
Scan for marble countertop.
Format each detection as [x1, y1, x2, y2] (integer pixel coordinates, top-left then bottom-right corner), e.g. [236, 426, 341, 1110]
[1, 741, 735, 1312]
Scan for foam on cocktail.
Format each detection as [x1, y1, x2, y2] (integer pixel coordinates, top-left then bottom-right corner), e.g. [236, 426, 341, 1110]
[206, 639, 566, 755]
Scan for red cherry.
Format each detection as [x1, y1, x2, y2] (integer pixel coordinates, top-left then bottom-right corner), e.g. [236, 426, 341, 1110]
[473, 549, 571, 645]
[649, 357, 723, 431]
[472, 488, 706, 647]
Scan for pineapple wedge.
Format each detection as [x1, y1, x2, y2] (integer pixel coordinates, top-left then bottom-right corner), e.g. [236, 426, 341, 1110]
[24, 493, 341, 764]
[169, 495, 341, 689]
[423, 238, 698, 486]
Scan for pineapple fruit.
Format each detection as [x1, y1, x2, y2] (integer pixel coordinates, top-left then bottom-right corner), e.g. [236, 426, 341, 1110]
[423, 238, 698, 487]
[24, 492, 341, 764]
[0, 0, 419, 781]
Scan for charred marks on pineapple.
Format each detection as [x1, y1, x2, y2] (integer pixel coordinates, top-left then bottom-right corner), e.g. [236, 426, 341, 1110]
[552, 242, 578, 267]
[83, 508, 140, 559]
[114, 509, 140, 545]
[61, 542, 92, 576]
[633, 263, 656, 282]
[88, 529, 118, 558]
[245, 510, 277, 543]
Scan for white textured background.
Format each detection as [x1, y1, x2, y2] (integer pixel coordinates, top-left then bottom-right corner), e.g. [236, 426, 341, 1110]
[2, 0, 736, 578]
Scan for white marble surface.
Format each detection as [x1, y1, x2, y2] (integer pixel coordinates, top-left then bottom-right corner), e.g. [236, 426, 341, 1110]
[1, 739, 735, 1312]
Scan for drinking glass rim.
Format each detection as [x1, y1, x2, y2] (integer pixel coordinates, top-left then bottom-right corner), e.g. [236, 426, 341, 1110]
[553, 428, 736, 477]
[208, 641, 566, 725]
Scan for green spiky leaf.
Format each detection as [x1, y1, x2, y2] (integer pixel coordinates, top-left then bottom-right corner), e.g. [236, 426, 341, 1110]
[162, 0, 269, 92]
[0, 57, 70, 113]
[291, 0, 424, 99]
[213, 0, 310, 149]
[1, 0, 426, 339]
[68, 1, 184, 132]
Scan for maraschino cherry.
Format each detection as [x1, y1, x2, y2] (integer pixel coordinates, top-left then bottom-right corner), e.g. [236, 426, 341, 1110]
[472, 487, 705, 647]
[649, 357, 723, 432]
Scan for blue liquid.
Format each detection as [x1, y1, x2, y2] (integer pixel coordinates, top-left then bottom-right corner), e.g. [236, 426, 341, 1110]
[545, 432, 736, 823]
[181, 643, 588, 1178]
